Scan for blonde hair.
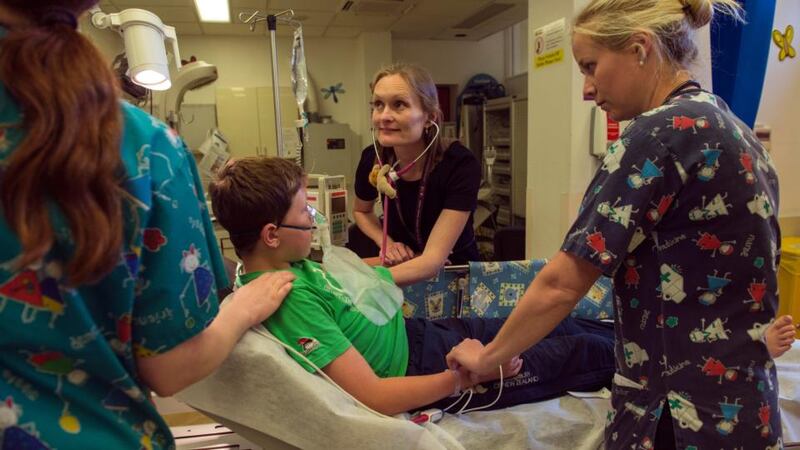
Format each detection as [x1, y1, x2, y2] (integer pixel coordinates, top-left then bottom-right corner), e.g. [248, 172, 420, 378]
[370, 62, 453, 164]
[574, 0, 744, 69]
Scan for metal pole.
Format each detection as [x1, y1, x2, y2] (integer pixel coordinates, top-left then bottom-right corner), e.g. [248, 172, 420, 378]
[267, 14, 284, 157]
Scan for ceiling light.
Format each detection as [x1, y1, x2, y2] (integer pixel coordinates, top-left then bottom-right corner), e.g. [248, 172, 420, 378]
[194, 0, 230, 23]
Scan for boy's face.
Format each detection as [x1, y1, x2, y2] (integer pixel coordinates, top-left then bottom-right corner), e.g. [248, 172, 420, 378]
[277, 188, 314, 262]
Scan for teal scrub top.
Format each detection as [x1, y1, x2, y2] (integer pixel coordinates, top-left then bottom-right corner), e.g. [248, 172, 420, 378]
[0, 29, 228, 449]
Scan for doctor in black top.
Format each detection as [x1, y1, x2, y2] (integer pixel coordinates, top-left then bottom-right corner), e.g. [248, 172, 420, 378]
[354, 63, 481, 286]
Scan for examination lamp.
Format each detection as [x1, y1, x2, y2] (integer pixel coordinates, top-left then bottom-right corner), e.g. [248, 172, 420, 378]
[91, 8, 181, 91]
[164, 61, 219, 131]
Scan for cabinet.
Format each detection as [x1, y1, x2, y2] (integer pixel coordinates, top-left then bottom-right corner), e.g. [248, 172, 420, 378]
[215, 87, 298, 159]
[483, 96, 527, 226]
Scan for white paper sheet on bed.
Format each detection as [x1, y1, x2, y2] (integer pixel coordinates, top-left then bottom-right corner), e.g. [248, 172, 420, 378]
[176, 325, 800, 450]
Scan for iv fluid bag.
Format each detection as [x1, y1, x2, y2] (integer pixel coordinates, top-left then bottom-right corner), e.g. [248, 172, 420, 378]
[291, 26, 309, 137]
[316, 215, 403, 326]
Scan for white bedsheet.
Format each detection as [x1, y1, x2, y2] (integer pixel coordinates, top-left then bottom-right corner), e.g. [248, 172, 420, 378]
[176, 326, 800, 450]
[778, 340, 800, 443]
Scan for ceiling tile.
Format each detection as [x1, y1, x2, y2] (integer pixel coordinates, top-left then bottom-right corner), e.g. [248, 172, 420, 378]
[268, 0, 339, 12]
[97, 4, 121, 13]
[392, 14, 456, 31]
[173, 22, 203, 36]
[201, 22, 265, 35]
[331, 13, 398, 29]
[230, 0, 268, 8]
[324, 26, 362, 38]
[141, 5, 198, 22]
[410, 0, 490, 16]
[266, 9, 334, 27]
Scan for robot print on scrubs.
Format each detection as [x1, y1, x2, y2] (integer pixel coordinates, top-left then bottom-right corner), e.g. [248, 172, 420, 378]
[561, 88, 781, 448]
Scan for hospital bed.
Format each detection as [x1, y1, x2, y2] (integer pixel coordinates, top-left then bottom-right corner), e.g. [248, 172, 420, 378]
[175, 259, 800, 449]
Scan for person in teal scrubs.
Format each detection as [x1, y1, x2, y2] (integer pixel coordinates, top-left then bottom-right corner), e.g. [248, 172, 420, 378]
[0, 2, 293, 449]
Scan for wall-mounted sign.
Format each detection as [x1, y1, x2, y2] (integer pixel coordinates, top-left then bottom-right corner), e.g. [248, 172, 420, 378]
[533, 18, 566, 69]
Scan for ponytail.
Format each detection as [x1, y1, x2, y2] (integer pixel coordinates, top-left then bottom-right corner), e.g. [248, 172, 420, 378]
[0, 22, 124, 286]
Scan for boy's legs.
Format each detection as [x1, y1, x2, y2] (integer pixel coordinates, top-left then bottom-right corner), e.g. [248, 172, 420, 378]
[404, 316, 615, 411]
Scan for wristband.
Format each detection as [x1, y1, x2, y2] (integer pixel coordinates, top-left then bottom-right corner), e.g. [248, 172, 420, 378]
[449, 369, 461, 396]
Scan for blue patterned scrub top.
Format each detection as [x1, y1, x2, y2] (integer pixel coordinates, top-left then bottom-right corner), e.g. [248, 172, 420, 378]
[0, 52, 227, 450]
[562, 88, 782, 449]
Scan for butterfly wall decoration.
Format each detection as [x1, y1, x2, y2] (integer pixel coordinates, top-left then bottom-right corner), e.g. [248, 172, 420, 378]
[772, 24, 796, 62]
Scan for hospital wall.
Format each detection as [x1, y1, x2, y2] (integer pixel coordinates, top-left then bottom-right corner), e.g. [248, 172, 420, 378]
[392, 35, 506, 90]
[80, 18, 506, 158]
[525, 0, 713, 259]
[757, 0, 800, 229]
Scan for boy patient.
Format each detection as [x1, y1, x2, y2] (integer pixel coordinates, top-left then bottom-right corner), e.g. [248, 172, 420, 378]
[208, 157, 792, 415]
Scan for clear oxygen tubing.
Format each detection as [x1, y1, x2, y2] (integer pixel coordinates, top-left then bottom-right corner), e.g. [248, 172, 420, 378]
[370, 122, 440, 265]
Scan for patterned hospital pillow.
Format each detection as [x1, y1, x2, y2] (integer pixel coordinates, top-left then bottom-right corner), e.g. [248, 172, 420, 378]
[400, 268, 468, 320]
[464, 260, 615, 321]
[400, 259, 615, 321]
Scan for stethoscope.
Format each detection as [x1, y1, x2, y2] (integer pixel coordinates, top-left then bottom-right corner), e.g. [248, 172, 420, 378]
[370, 121, 440, 265]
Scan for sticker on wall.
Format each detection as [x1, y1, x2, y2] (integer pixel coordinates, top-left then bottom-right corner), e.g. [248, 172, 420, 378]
[532, 18, 566, 69]
[772, 24, 796, 62]
[321, 83, 346, 103]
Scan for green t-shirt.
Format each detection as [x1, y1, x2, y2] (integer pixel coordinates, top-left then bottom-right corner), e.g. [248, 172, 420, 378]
[237, 259, 409, 377]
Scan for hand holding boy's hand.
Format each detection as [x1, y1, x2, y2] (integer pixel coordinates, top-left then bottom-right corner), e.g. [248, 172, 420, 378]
[446, 338, 491, 382]
[227, 271, 295, 329]
[447, 340, 523, 385]
[383, 241, 415, 265]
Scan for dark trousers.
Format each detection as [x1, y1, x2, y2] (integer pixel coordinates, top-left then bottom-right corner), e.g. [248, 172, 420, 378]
[654, 405, 677, 450]
[404, 316, 615, 412]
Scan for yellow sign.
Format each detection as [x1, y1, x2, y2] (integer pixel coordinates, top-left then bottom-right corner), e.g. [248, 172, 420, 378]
[535, 49, 564, 68]
[533, 18, 566, 69]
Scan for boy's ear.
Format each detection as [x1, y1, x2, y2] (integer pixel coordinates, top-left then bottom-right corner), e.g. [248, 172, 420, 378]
[261, 223, 281, 248]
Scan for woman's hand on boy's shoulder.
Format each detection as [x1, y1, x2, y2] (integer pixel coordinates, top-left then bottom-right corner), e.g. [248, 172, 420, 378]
[226, 271, 295, 329]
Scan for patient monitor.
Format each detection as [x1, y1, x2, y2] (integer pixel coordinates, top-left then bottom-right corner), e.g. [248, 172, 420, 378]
[307, 174, 348, 248]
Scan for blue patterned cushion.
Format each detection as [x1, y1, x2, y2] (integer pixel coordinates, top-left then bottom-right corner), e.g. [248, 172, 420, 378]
[462, 259, 615, 320]
[400, 268, 468, 320]
[570, 275, 615, 320]
[464, 260, 546, 318]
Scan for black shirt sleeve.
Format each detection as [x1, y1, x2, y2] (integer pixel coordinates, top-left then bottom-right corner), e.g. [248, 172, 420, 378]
[354, 145, 378, 202]
[441, 142, 481, 212]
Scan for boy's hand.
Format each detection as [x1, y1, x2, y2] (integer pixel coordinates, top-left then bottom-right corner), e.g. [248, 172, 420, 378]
[447, 339, 523, 384]
[226, 271, 295, 329]
[446, 338, 491, 379]
[383, 241, 415, 265]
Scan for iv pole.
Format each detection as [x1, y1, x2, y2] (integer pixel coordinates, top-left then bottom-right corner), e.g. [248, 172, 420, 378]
[239, 9, 298, 158]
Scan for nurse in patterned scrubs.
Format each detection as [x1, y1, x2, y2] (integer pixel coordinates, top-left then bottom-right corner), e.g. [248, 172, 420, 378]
[0, 2, 293, 449]
[447, 0, 788, 448]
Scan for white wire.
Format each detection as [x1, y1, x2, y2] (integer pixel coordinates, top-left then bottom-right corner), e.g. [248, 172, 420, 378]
[442, 389, 471, 412]
[459, 366, 503, 414]
[455, 389, 474, 415]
